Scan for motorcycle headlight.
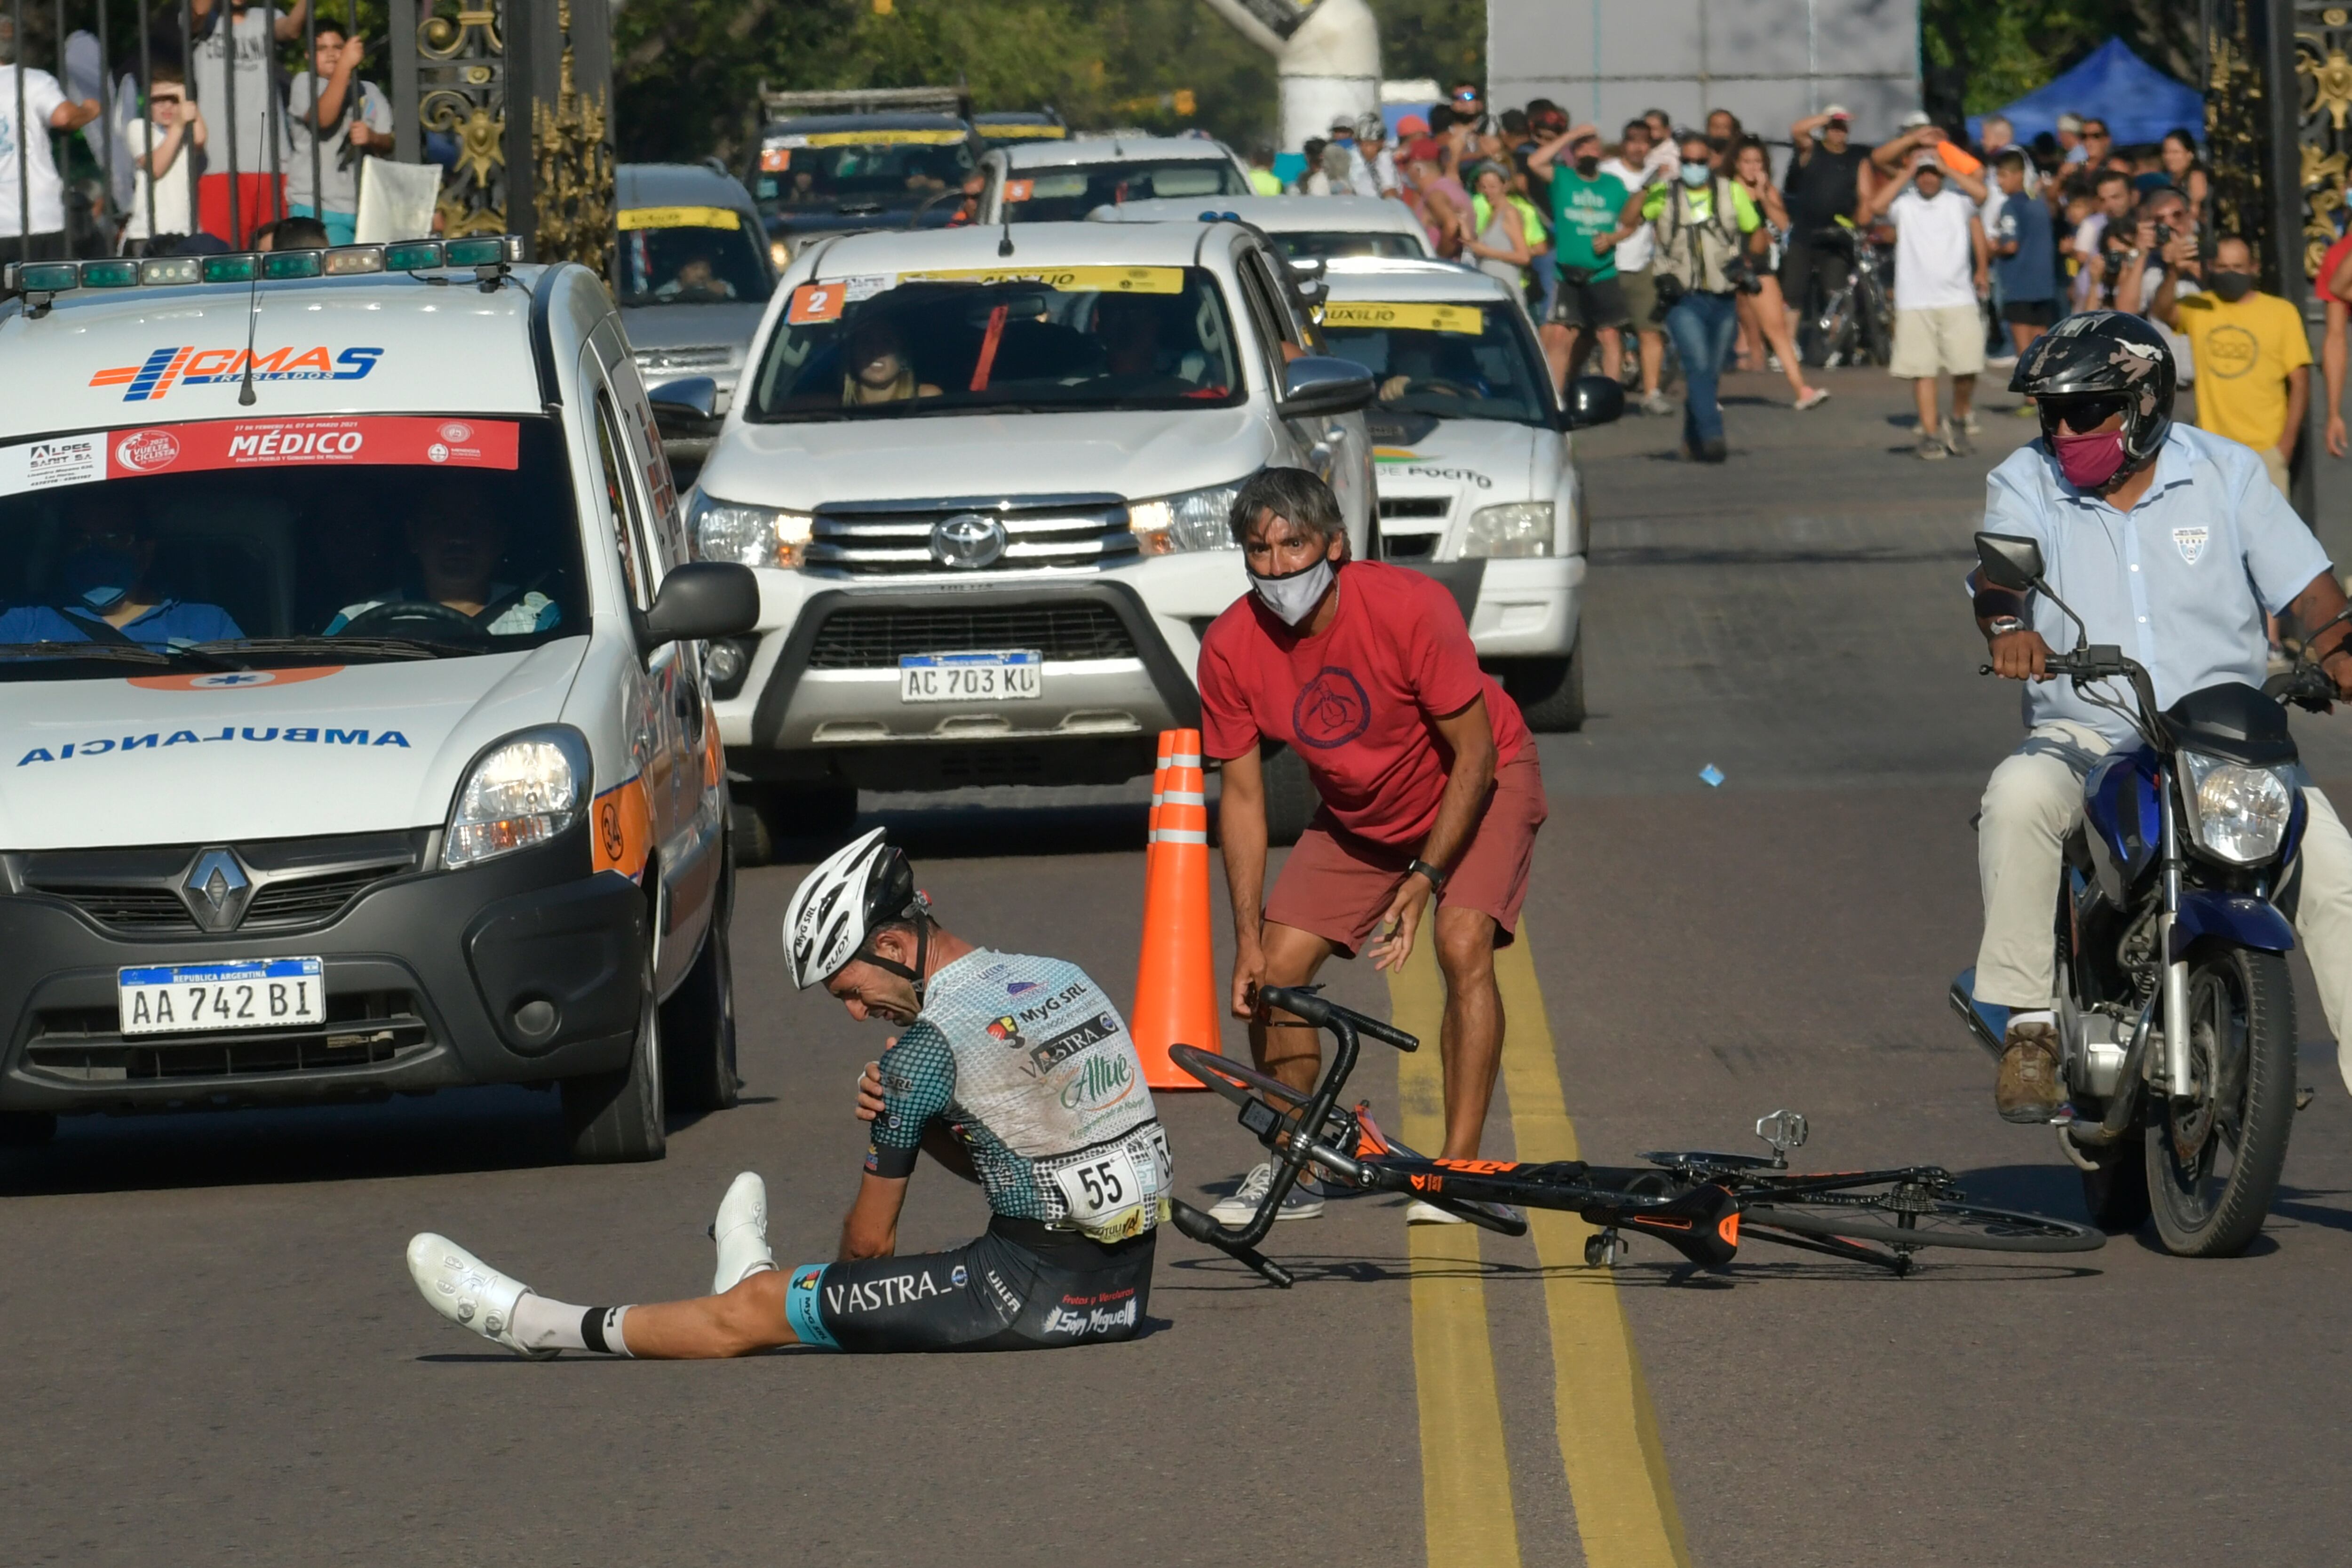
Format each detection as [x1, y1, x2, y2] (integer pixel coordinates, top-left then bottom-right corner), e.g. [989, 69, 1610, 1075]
[1129, 481, 1245, 555]
[2178, 751, 2295, 864]
[1463, 501, 1555, 558]
[444, 729, 588, 870]
[688, 489, 812, 568]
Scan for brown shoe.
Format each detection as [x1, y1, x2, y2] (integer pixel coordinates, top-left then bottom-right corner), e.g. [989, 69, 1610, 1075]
[1994, 1021, 2064, 1123]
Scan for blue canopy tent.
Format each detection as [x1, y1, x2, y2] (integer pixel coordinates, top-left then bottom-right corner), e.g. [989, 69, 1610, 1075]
[1967, 37, 2203, 148]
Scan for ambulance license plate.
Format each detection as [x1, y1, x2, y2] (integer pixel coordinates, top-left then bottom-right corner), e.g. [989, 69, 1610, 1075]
[898, 650, 1042, 702]
[117, 957, 326, 1036]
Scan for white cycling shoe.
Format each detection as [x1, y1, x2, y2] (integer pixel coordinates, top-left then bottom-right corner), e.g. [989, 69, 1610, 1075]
[711, 1171, 778, 1295]
[405, 1232, 556, 1359]
[1405, 1199, 1467, 1226]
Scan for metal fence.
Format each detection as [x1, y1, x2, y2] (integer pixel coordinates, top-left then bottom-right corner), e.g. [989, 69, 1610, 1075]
[4, 0, 387, 260]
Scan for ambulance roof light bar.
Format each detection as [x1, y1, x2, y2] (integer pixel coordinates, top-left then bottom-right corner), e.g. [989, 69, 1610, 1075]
[4, 236, 527, 306]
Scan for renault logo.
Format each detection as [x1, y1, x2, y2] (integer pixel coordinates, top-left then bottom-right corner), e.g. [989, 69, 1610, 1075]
[180, 847, 254, 932]
[929, 512, 1007, 570]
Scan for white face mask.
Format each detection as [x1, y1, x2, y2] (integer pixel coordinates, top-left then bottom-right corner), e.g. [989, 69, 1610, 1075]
[1249, 555, 1336, 625]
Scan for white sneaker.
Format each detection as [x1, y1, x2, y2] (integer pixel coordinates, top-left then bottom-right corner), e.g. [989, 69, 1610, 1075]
[405, 1233, 555, 1359]
[1406, 1199, 1467, 1226]
[1640, 390, 1675, 418]
[1208, 1162, 1324, 1224]
[711, 1171, 777, 1295]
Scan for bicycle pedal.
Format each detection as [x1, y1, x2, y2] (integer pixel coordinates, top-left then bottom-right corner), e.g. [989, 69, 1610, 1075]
[1583, 1229, 1624, 1267]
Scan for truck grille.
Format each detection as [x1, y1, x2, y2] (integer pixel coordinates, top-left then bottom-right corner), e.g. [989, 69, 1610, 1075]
[26, 988, 430, 1080]
[806, 494, 1138, 575]
[807, 603, 1139, 669]
[1379, 497, 1449, 519]
[16, 831, 425, 937]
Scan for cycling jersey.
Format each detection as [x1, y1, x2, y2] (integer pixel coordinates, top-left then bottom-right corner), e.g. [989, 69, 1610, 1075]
[864, 949, 1169, 1242]
[783, 1217, 1155, 1353]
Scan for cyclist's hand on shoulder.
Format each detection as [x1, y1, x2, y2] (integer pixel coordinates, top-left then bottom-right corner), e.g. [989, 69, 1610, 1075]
[856, 1054, 890, 1123]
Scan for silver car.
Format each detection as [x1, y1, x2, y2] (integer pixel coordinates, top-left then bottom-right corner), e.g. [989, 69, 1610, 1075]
[616, 163, 777, 471]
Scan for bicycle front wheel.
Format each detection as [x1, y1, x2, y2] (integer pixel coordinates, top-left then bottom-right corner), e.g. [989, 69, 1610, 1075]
[1742, 1195, 2104, 1254]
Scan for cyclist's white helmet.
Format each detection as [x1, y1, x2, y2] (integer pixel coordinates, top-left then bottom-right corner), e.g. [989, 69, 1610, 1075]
[783, 827, 925, 990]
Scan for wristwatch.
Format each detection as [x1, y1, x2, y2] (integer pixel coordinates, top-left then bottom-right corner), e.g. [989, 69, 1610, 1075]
[1407, 857, 1449, 891]
[1986, 616, 2028, 638]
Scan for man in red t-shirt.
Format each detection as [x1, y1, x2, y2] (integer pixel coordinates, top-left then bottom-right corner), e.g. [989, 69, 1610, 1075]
[1198, 469, 1546, 1225]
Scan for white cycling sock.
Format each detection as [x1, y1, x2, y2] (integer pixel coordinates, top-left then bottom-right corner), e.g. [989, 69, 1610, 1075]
[509, 1292, 634, 1356]
[2008, 1009, 2054, 1030]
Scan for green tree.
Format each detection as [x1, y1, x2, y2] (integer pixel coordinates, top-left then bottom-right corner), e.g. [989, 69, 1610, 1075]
[1920, 0, 2198, 117]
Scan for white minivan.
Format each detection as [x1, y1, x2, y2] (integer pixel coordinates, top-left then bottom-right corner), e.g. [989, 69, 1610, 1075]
[683, 219, 1379, 845]
[0, 239, 760, 1162]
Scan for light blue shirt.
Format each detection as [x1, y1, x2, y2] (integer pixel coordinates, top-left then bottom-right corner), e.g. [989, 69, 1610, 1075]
[1982, 422, 2331, 747]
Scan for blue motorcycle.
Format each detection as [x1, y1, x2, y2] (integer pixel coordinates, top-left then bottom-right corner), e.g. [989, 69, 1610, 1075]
[1950, 532, 2334, 1257]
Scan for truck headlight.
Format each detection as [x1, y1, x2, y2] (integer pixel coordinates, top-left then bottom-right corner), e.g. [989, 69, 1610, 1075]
[444, 729, 588, 869]
[688, 489, 811, 568]
[1129, 481, 1244, 555]
[1463, 501, 1555, 558]
[2178, 751, 2295, 864]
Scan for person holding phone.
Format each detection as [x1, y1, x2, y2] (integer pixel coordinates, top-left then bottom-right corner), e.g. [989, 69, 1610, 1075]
[287, 22, 391, 246]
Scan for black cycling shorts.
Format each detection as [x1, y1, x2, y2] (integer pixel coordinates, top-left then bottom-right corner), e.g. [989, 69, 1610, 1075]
[782, 1216, 1155, 1353]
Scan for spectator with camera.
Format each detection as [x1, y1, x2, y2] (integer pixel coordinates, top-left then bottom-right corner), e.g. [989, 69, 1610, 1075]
[1859, 139, 1990, 459]
[1621, 127, 1764, 464]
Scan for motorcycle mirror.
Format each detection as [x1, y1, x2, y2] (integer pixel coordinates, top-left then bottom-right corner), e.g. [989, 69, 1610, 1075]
[1974, 530, 2091, 651]
[1974, 532, 2043, 591]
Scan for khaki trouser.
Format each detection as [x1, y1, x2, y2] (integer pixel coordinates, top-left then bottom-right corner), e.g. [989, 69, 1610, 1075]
[1975, 720, 2352, 1089]
[2261, 445, 2292, 498]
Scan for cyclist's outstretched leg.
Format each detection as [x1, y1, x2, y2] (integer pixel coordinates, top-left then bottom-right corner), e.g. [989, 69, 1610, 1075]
[408, 1180, 1156, 1358]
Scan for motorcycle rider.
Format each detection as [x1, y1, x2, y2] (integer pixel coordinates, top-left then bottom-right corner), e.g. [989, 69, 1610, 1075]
[1975, 310, 2352, 1120]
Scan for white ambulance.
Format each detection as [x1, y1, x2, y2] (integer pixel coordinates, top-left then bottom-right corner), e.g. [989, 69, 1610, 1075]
[0, 239, 760, 1162]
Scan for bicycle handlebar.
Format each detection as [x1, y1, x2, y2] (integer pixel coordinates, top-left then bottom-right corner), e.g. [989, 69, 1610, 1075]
[1258, 985, 1419, 1052]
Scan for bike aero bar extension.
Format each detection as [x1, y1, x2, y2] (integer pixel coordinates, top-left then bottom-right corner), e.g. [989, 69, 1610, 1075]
[1167, 985, 1418, 1288]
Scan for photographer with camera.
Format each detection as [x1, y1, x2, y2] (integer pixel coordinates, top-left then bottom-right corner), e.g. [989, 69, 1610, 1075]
[1859, 138, 1990, 459]
[1618, 127, 1764, 463]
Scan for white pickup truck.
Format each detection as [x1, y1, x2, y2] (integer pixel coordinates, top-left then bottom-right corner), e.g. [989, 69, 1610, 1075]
[681, 219, 1381, 850]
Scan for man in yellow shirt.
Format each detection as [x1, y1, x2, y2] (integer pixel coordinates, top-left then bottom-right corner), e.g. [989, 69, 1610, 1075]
[2162, 235, 2311, 497]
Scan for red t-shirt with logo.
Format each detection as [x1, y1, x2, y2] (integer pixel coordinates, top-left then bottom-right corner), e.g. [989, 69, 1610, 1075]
[1197, 560, 1530, 847]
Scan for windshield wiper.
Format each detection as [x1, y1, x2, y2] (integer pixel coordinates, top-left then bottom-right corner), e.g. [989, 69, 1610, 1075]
[0, 640, 174, 664]
[194, 636, 478, 661]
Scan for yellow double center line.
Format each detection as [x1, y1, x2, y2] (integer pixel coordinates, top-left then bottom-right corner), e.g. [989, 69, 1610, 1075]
[1391, 923, 1692, 1568]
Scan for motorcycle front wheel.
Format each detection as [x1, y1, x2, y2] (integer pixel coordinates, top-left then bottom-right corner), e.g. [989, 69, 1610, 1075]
[2146, 944, 2296, 1257]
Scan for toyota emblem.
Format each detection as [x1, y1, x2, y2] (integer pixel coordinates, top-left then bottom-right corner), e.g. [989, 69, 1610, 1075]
[929, 512, 1007, 570]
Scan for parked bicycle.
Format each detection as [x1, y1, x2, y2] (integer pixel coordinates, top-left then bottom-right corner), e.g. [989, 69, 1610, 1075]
[1801, 219, 1894, 369]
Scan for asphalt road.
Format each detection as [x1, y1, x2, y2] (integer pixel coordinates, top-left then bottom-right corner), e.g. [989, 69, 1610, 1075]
[8, 366, 2352, 1567]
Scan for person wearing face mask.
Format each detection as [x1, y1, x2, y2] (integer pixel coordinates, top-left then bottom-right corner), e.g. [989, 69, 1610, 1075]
[1526, 121, 1632, 394]
[1196, 467, 1543, 1224]
[1970, 311, 2352, 1122]
[1624, 129, 1765, 462]
[0, 493, 242, 649]
[2157, 235, 2308, 498]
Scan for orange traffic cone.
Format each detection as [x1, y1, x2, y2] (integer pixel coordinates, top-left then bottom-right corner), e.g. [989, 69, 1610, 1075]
[1144, 729, 1174, 886]
[1132, 729, 1218, 1090]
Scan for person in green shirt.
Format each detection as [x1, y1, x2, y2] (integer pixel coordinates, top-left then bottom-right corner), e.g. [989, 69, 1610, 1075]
[1527, 122, 1632, 392]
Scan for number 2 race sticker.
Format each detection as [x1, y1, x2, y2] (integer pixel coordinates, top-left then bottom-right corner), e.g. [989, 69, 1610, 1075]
[787, 282, 847, 325]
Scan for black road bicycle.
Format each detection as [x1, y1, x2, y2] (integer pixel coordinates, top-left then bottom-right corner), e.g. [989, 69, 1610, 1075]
[1169, 987, 2103, 1286]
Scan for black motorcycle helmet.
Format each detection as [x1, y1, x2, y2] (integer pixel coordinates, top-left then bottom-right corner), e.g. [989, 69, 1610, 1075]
[2010, 309, 2176, 476]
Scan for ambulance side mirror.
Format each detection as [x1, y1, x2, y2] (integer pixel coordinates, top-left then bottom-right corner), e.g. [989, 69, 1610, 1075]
[640, 562, 761, 652]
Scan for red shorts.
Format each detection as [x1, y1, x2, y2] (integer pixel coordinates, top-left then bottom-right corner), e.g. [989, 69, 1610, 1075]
[1264, 748, 1547, 957]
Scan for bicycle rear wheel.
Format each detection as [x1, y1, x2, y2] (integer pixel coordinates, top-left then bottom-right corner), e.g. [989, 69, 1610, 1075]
[1742, 1194, 2103, 1254]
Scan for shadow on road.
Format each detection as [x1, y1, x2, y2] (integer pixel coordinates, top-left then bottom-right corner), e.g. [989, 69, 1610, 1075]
[767, 801, 1151, 867]
[0, 1086, 735, 1197]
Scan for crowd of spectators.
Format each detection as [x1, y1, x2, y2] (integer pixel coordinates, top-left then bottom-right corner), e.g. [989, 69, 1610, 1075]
[0, 0, 401, 264]
[1273, 82, 2336, 488]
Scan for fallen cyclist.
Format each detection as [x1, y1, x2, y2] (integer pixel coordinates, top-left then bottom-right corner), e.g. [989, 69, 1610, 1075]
[404, 828, 1171, 1356]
